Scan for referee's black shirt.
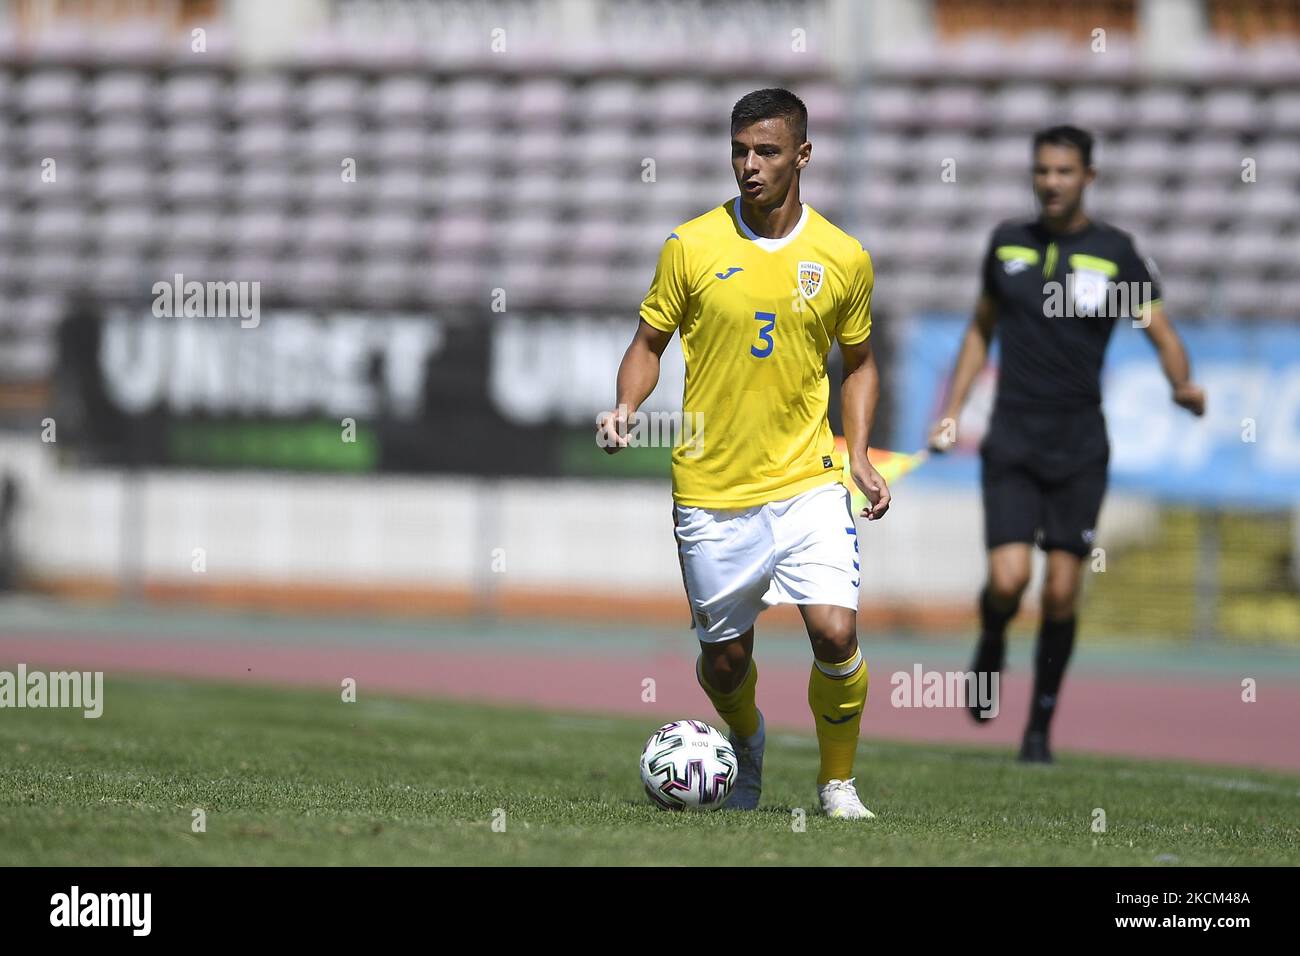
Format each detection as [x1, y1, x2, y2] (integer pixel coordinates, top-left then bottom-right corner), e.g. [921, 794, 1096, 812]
[981, 218, 1160, 411]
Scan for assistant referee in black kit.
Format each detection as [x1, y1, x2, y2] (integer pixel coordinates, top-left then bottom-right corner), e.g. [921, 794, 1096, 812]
[929, 125, 1205, 763]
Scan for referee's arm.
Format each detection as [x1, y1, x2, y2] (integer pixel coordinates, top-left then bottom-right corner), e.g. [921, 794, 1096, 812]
[929, 293, 998, 451]
[1139, 303, 1205, 416]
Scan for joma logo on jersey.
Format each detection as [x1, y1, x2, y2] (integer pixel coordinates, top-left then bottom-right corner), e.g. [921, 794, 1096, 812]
[797, 261, 824, 299]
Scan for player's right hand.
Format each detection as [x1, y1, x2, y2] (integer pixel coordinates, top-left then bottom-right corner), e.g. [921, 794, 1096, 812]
[851, 460, 891, 521]
[927, 417, 957, 454]
[596, 408, 629, 454]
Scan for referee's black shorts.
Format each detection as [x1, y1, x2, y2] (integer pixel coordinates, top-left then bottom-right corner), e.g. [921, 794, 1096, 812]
[979, 403, 1109, 558]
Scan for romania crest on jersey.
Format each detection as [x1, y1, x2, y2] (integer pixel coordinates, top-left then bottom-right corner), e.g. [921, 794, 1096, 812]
[798, 260, 824, 299]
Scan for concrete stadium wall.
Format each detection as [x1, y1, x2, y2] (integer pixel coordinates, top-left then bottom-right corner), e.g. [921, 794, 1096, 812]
[0, 434, 1159, 617]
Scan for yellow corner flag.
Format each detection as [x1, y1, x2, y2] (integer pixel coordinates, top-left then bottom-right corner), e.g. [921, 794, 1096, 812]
[834, 438, 930, 512]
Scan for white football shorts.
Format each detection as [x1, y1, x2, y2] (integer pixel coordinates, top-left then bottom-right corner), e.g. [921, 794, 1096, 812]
[671, 481, 861, 643]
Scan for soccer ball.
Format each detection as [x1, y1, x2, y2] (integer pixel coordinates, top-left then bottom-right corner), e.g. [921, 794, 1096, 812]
[639, 719, 737, 810]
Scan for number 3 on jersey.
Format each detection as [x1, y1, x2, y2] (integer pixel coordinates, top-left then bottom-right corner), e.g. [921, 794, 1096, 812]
[750, 311, 776, 358]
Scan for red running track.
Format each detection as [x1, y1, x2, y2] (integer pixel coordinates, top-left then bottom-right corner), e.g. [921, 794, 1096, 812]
[1, 635, 1298, 774]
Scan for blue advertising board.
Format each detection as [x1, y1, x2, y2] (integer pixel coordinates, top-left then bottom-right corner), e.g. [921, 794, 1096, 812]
[896, 316, 1300, 506]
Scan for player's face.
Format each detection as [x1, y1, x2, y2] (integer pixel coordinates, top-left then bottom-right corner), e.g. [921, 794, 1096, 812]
[731, 118, 809, 206]
[1033, 143, 1094, 220]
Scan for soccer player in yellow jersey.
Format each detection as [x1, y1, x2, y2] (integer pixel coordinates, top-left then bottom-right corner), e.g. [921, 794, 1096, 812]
[598, 89, 890, 818]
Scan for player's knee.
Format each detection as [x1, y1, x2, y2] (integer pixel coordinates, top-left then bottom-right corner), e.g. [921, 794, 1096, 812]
[701, 643, 750, 692]
[1041, 582, 1078, 620]
[808, 621, 857, 662]
[988, 566, 1030, 604]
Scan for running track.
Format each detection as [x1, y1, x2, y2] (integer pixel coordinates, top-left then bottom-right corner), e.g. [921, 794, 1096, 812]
[2, 607, 1299, 774]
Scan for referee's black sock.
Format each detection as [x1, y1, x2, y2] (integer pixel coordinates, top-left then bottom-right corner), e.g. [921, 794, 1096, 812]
[1029, 615, 1077, 733]
[975, 586, 1016, 666]
[969, 587, 1015, 716]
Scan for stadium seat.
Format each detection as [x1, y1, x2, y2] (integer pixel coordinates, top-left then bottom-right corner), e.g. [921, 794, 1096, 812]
[163, 121, 224, 161]
[19, 69, 81, 114]
[1174, 181, 1238, 225]
[159, 73, 225, 117]
[232, 208, 288, 253]
[91, 119, 150, 159]
[445, 78, 502, 128]
[501, 216, 559, 262]
[164, 206, 224, 252]
[0, 36, 1294, 331]
[581, 79, 643, 125]
[650, 79, 714, 128]
[90, 70, 153, 116]
[863, 131, 912, 173]
[439, 170, 496, 210]
[800, 83, 847, 131]
[865, 85, 918, 128]
[232, 121, 295, 162]
[1064, 86, 1130, 132]
[1132, 88, 1192, 132]
[1266, 90, 1300, 132]
[993, 84, 1056, 130]
[368, 74, 434, 122]
[373, 127, 429, 165]
[428, 256, 488, 302]
[163, 165, 228, 204]
[304, 120, 363, 162]
[357, 258, 416, 303]
[1186, 136, 1250, 178]
[446, 127, 500, 167]
[229, 72, 293, 119]
[1199, 88, 1261, 133]
[1109, 135, 1174, 176]
[92, 162, 153, 203]
[1224, 227, 1293, 273]
[97, 205, 156, 249]
[30, 204, 85, 249]
[1255, 138, 1300, 178]
[510, 77, 571, 126]
[302, 74, 364, 119]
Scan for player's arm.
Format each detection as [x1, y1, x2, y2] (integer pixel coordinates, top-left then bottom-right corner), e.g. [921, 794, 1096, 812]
[597, 320, 675, 453]
[928, 292, 997, 452]
[841, 338, 890, 521]
[1139, 303, 1205, 416]
[599, 233, 688, 453]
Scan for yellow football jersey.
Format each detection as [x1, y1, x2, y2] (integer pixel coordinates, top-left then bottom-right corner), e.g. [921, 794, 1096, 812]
[640, 198, 874, 509]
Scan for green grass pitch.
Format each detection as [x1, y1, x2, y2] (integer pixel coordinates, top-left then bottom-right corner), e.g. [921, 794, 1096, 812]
[1, 675, 1297, 866]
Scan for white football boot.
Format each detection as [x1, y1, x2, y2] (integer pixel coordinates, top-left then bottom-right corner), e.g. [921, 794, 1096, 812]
[817, 777, 876, 819]
[726, 710, 765, 810]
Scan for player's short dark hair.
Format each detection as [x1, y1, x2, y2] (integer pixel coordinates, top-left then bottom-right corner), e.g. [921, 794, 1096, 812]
[731, 88, 808, 145]
[1032, 125, 1094, 168]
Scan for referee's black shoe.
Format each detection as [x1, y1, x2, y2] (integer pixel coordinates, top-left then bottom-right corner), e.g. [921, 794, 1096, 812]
[1018, 728, 1053, 764]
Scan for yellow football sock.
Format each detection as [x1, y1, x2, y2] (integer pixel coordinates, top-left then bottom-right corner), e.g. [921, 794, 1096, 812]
[808, 648, 868, 785]
[696, 655, 761, 741]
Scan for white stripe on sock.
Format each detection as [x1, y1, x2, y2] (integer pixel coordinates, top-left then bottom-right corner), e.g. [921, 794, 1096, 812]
[814, 648, 863, 679]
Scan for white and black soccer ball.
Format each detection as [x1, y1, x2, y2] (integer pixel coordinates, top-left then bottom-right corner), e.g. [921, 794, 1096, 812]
[639, 719, 737, 810]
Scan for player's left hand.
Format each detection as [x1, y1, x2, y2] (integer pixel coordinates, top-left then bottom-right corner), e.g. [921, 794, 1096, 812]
[1173, 382, 1206, 417]
[851, 461, 891, 521]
